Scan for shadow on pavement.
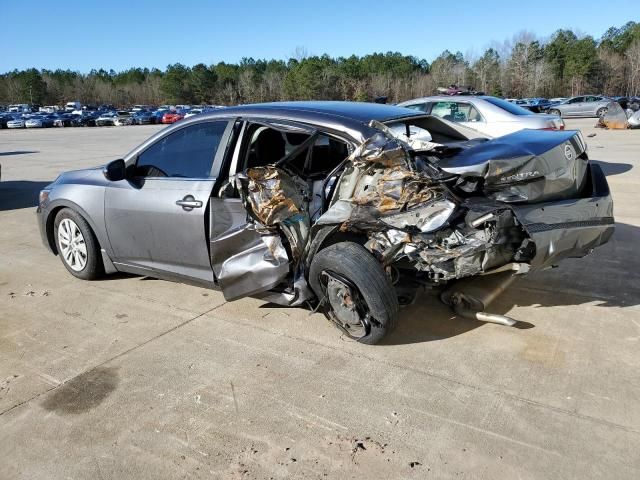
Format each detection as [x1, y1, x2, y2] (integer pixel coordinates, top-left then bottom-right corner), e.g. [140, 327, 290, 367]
[0, 150, 39, 157]
[0, 180, 51, 211]
[382, 221, 637, 345]
[591, 160, 633, 176]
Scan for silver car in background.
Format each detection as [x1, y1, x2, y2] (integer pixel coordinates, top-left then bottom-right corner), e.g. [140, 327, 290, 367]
[547, 95, 610, 118]
[397, 96, 564, 138]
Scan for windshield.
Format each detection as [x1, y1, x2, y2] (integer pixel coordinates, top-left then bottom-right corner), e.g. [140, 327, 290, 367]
[483, 97, 535, 116]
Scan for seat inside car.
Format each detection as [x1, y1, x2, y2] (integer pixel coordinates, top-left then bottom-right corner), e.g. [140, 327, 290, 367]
[247, 128, 286, 168]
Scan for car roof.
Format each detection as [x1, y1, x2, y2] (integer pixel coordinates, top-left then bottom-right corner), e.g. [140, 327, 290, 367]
[125, 101, 427, 160]
[189, 101, 420, 141]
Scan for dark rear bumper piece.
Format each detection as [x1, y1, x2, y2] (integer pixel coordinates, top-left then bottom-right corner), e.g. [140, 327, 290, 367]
[512, 163, 614, 270]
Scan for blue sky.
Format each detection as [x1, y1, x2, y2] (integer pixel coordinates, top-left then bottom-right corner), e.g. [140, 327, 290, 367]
[1, 0, 636, 72]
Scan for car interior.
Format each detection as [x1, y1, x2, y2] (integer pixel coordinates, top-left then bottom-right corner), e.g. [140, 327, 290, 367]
[215, 122, 350, 220]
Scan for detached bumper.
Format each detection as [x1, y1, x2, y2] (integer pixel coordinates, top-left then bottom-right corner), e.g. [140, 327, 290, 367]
[512, 163, 614, 270]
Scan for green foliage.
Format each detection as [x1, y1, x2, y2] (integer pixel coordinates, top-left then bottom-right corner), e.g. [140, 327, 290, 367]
[1, 22, 639, 106]
[160, 63, 193, 104]
[600, 21, 640, 53]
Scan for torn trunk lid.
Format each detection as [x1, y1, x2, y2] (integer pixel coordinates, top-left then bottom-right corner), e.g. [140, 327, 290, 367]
[436, 129, 589, 203]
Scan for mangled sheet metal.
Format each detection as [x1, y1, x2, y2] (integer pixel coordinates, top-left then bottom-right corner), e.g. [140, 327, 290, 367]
[215, 117, 613, 302]
[234, 166, 310, 261]
[435, 129, 589, 203]
[315, 122, 530, 282]
[629, 109, 640, 128]
[598, 101, 630, 129]
[597, 101, 640, 129]
[318, 121, 610, 282]
[210, 223, 290, 301]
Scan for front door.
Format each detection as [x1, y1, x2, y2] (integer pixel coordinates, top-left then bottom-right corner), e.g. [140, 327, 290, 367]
[104, 120, 232, 282]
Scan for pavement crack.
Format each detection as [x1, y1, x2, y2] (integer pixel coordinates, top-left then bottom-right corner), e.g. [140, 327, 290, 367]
[0, 302, 226, 417]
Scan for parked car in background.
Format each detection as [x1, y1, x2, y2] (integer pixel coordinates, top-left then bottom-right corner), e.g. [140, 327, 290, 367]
[397, 96, 564, 137]
[521, 98, 555, 113]
[25, 114, 55, 128]
[547, 95, 610, 118]
[132, 105, 153, 112]
[54, 112, 83, 127]
[0, 113, 18, 128]
[131, 110, 154, 125]
[40, 106, 60, 113]
[8, 104, 31, 113]
[549, 97, 568, 103]
[7, 116, 26, 128]
[36, 102, 613, 344]
[149, 109, 168, 124]
[95, 112, 118, 126]
[114, 111, 134, 126]
[184, 108, 203, 119]
[161, 110, 185, 124]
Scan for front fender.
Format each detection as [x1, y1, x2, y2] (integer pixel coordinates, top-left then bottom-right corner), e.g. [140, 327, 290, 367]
[41, 185, 110, 258]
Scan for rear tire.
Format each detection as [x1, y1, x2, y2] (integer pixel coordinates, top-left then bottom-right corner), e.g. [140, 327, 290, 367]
[54, 208, 104, 280]
[549, 109, 561, 117]
[309, 242, 399, 344]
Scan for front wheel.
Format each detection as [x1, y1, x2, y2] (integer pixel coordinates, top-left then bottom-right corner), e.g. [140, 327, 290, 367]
[597, 107, 607, 118]
[54, 208, 103, 280]
[309, 242, 399, 344]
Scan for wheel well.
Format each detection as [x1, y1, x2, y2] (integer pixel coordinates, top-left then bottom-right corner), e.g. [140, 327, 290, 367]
[318, 231, 367, 251]
[46, 206, 65, 254]
[46, 206, 102, 255]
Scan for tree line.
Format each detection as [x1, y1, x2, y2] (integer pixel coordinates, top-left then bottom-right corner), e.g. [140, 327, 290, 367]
[1, 21, 639, 107]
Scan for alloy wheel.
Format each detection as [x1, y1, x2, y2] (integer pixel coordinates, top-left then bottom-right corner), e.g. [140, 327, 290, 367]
[57, 218, 88, 271]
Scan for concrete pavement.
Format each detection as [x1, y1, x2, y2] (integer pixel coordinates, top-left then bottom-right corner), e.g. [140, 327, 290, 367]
[0, 121, 639, 479]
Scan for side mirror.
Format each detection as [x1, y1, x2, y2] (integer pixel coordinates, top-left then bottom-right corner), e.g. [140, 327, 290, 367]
[103, 159, 126, 182]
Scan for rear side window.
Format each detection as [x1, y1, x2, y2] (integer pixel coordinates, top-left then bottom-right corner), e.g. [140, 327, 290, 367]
[430, 102, 482, 122]
[483, 97, 534, 115]
[404, 103, 429, 112]
[136, 121, 228, 178]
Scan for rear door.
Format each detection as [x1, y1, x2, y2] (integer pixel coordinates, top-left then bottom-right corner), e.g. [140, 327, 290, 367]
[104, 120, 233, 282]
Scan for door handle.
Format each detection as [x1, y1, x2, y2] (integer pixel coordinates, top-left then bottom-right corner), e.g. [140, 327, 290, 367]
[176, 195, 203, 210]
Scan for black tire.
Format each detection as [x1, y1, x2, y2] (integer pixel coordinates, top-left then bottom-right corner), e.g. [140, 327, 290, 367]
[54, 208, 104, 280]
[549, 109, 561, 117]
[596, 107, 607, 118]
[309, 242, 399, 344]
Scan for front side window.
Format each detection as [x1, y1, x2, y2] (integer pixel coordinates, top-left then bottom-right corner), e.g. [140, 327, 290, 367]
[135, 121, 228, 178]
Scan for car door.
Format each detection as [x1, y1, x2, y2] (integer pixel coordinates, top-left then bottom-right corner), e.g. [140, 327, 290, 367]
[104, 120, 233, 282]
[565, 96, 585, 116]
[584, 96, 603, 116]
[207, 120, 322, 301]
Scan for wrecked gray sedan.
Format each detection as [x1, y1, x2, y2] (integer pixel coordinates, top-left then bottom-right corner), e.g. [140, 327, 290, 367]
[37, 102, 614, 344]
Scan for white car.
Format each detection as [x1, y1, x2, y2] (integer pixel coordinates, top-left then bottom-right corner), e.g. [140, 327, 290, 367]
[397, 96, 564, 138]
[7, 117, 26, 129]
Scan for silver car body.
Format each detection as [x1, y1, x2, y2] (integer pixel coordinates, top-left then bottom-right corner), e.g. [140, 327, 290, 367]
[36, 102, 613, 309]
[397, 96, 563, 137]
[548, 95, 610, 118]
